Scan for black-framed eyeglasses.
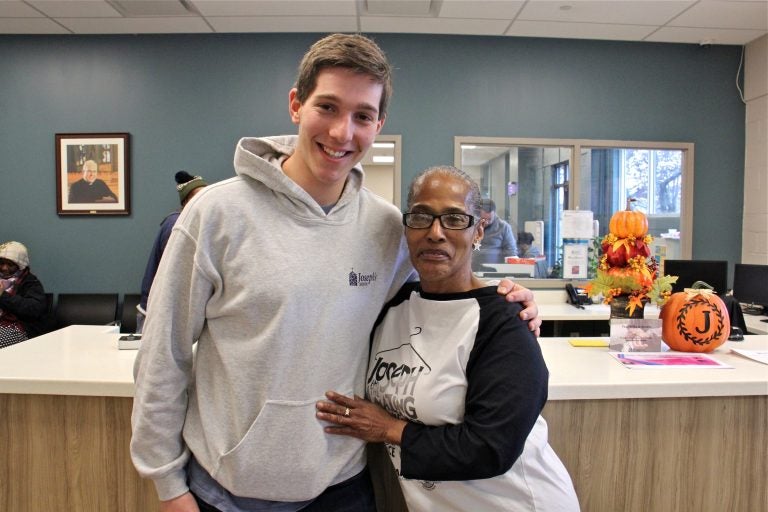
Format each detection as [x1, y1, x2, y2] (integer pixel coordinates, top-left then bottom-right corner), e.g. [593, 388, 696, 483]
[402, 212, 476, 230]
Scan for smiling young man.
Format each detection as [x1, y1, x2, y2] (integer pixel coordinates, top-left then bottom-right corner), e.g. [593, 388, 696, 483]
[131, 34, 540, 512]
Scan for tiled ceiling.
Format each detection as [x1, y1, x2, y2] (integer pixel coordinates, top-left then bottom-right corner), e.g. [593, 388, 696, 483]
[0, 0, 765, 45]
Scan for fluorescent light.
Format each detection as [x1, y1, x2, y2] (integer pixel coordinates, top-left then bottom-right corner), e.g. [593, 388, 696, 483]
[372, 156, 395, 163]
[372, 142, 395, 148]
[462, 145, 477, 150]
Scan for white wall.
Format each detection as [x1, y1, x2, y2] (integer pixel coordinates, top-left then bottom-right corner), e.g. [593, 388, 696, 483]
[742, 35, 768, 264]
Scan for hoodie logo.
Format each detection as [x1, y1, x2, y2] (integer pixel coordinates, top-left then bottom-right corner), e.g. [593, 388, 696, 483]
[349, 268, 377, 287]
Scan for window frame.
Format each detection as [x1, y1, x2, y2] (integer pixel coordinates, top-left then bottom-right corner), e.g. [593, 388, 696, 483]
[455, 136, 694, 285]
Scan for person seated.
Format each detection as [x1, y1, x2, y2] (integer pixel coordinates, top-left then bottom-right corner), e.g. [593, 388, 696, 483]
[317, 166, 579, 511]
[69, 159, 118, 203]
[0, 241, 48, 348]
[471, 198, 518, 272]
[517, 231, 542, 258]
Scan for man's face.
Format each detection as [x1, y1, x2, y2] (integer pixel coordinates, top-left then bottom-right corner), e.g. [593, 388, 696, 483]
[288, 67, 385, 191]
[82, 164, 97, 183]
[480, 209, 495, 225]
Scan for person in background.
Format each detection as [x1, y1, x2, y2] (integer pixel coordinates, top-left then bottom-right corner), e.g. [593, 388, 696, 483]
[517, 231, 542, 257]
[68, 159, 118, 203]
[472, 198, 518, 272]
[317, 166, 579, 512]
[131, 33, 541, 512]
[0, 241, 48, 348]
[138, 171, 208, 319]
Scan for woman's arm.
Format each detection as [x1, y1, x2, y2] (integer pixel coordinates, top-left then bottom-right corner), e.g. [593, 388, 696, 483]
[0, 274, 46, 319]
[317, 309, 548, 481]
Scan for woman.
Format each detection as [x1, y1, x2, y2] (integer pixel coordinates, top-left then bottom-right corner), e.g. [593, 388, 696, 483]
[0, 241, 48, 348]
[316, 166, 579, 511]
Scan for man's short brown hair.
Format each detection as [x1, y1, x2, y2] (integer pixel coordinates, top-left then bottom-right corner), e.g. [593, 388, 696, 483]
[294, 33, 393, 119]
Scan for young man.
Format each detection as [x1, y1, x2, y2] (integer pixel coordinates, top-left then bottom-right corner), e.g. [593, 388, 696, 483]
[131, 34, 540, 512]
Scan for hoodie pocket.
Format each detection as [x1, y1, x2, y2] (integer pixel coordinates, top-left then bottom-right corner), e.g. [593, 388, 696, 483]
[211, 396, 363, 502]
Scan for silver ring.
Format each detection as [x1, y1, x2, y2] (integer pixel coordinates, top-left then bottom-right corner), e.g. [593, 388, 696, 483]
[343, 407, 350, 418]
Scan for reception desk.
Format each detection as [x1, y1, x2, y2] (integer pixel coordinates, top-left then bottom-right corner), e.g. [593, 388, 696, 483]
[1, 326, 766, 511]
[0, 325, 157, 511]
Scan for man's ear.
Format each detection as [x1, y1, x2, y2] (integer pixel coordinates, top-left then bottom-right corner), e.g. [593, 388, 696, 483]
[288, 88, 301, 125]
[375, 113, 386, 134]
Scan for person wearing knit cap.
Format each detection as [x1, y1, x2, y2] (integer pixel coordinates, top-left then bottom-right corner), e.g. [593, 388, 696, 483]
[138, 171, 208, 316]
[176, 171, 208, 207]
[0, 241, 49, 348]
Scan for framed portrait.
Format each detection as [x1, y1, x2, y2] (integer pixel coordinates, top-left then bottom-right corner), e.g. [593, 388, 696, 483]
[56, 133, 130, 215]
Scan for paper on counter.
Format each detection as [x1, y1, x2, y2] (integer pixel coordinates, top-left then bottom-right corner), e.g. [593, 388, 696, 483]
[730, 348, 768, 365]
[569, 338, 609, 347]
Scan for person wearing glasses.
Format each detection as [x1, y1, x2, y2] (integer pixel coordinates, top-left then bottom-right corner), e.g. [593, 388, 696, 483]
[472, 198, 518, 272]
[131, 34, 543, 512]
[317, 166, 579, 512]
[68, 159, 118, 203]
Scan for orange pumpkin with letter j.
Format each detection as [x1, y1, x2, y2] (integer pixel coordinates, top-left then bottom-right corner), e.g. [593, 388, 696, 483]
[659, 290, 730, 353]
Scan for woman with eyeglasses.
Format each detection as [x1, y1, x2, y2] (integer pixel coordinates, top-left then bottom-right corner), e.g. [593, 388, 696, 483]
[316, 166, 579, 511]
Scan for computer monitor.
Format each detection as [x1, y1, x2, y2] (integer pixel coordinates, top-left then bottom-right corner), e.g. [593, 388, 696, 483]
[732, 264, 768, 314]
[662, 260, 728, 295]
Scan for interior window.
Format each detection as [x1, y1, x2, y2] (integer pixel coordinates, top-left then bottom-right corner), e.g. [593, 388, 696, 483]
[456, 137, 693, 282]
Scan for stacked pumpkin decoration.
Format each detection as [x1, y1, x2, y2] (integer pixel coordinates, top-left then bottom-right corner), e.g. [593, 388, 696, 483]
[586, 198, 676, 317]
[659, 283, 730, 353]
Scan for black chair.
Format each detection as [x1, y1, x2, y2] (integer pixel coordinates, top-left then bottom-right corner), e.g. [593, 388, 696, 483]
[38, 292, 57, 335]
[54, 293, 119, 329]
[120, 293, 142, 333]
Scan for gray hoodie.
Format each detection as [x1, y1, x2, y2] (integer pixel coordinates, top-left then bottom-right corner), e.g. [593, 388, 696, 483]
[131, 135, 414, 502]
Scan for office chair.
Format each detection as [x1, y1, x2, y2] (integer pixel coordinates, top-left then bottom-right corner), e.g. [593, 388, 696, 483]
[54, 293, 119, 329]
[37, 292, 57, 335]
[120, 293, 141, 333]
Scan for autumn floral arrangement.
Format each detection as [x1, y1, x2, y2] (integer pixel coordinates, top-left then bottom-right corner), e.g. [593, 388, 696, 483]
[585, 198, 677, 316]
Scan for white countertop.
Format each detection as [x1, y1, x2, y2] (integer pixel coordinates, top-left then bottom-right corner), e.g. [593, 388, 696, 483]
[0, 325, 136, 397]
[539, 302, 661, 321]
[1, 326, 766, 401]
[744, 313, 768, 335]
[543, 336, 768, 400]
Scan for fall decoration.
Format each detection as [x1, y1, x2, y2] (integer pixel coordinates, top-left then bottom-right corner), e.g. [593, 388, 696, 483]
[585, 198, 677, 317]
[659, 287, 730, 353]
[609, 198, 649, 239]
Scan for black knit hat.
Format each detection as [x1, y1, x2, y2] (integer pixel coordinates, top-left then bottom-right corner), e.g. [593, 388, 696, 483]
[175, 171, 207, 204]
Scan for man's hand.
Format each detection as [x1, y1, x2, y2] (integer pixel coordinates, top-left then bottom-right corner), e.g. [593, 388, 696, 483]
[497, 279, 541, 337]
[160, 492, 200, 512]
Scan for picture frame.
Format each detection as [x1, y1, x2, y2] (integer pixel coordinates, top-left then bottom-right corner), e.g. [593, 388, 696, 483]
[56, 133, 130, 215]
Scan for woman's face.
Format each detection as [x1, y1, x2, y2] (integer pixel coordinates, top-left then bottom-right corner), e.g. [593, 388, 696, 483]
[405, 174, 483, 293]
[0, 258, 19, 278]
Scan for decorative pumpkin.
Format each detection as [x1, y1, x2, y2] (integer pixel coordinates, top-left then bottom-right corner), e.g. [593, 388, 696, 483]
[659, 289, 730, 353]
[609, 198, 648, 238]
[602, 238, 652, 267]
[606, 265, 654, 289]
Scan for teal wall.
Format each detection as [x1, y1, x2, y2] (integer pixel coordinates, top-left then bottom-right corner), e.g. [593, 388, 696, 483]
[0, 33, 744, 295]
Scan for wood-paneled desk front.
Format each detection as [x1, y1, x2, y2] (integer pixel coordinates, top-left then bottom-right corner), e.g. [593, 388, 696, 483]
[0, 325, 157, 511]
[1, 326, 766, 511]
